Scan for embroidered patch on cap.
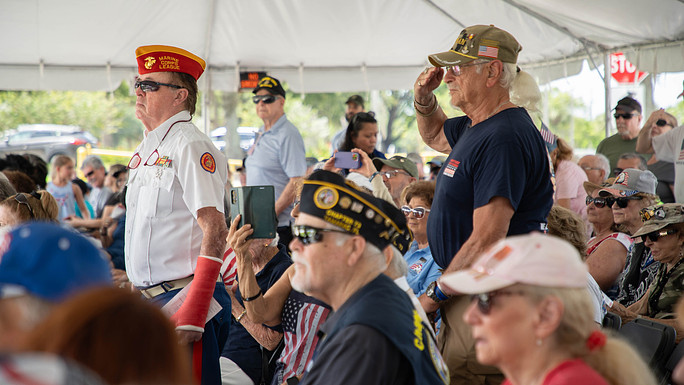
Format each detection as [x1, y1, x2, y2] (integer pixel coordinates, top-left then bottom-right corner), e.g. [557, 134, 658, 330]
[314, 186, 338, 210]
[200, 152, 216, 173]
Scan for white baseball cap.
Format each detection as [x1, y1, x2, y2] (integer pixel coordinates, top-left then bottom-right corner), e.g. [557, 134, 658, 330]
[440, 234, 587, 294]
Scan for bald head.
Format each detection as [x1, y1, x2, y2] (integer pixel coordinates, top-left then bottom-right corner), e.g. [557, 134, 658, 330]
[578, 155, 609, 185]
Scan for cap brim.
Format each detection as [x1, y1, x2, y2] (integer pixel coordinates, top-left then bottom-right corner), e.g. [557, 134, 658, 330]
[632, 222, 670, 238]
[428, 51, 477, 67]
[598, 187, 638, 197]
[440, 269, 515, 295]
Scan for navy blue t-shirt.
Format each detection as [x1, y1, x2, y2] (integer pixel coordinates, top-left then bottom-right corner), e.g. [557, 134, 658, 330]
[427, 108, 553, 269]
[222, 244, 292, 384]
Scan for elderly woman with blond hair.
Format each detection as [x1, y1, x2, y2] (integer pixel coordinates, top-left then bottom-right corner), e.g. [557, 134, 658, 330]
[440, 234, 656, 385]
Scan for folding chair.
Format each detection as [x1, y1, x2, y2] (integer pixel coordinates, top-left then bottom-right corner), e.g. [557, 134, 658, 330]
[602, 312, 622, 331]
[619, 318, 676, 382]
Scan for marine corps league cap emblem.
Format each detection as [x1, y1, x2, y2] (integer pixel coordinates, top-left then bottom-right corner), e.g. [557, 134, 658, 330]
[144, 56, 156, 70]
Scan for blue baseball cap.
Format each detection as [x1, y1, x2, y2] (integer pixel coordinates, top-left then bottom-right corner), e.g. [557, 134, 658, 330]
[0, 222, 112, 302]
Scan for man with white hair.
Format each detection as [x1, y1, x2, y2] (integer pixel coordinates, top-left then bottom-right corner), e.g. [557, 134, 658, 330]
[578, 154, 610, 185]
[413, 24, 554, 383]
[292, 170, 448, 385]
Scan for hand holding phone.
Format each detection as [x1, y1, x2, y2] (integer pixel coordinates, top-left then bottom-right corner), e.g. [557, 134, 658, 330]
[334, 151, 362, 169]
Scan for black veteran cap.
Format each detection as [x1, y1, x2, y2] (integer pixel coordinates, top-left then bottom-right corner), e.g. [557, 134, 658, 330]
[253, 75, 286, 98]
[300, 170, 413, 254]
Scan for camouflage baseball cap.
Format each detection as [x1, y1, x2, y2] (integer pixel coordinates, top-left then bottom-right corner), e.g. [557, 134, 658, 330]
[632, 204, 684, 238]
[428, 24, 522, 67]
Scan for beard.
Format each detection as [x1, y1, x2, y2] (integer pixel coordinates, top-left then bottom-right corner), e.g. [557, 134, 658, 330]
[290, 251, 310, 293]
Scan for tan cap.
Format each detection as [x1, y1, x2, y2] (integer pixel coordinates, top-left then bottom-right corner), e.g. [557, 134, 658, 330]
[428, 24, 521, 67]
[632, 204, 684, 238]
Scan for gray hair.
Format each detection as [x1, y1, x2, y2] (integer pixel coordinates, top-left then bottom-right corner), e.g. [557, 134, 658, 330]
[384, 246, 408, 280]
[594, 153, 611, 177]
[0, 172, 17, 201]
[81, 155, 105, 171]
[618, 153, 647, 171]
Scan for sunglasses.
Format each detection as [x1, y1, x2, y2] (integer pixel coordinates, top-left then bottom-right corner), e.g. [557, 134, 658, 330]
[291, 224, 350, 245]
[640, 229, 678, 243]
[85, 170, 96, 178]
[401, 205, 431, 219]
[252, 95, 278, 104]
[585, 196, 608, 208]
[445, 61, 483, 76]
[606, 195, 643, 209]
[614, 112, 636, 120]
[134, 79, 182, 92]
[656, 119, 671, 127]
[470, 290, 525, 315]
[14, 193, 35, 218]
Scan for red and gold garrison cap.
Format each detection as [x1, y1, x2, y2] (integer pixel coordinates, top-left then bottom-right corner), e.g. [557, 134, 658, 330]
[135, 45, 206, 81]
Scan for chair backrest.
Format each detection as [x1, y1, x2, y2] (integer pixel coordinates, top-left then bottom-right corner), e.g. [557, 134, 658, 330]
[619, 319, 676, 382]
[664, 342, 684, 385]
[602, 312, 622, 330]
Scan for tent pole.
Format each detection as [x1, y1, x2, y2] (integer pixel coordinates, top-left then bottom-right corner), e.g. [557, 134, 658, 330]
[604, 53, 612, 138]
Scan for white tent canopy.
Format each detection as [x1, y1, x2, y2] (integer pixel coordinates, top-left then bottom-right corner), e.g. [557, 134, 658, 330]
[1, 0, 684, 93]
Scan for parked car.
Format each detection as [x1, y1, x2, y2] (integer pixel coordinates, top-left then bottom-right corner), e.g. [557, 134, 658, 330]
[0, 124, 98, 162]
[210, 126, 258, 153]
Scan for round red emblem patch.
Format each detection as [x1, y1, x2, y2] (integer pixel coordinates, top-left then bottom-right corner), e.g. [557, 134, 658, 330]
[200, 152, 216, 173]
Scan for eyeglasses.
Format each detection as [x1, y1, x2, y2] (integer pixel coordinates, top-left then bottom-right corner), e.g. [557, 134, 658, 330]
[470, 290, 525, 315]
[381, 170, 411, 179]
[252, 95, 278, 104]
[127, 118, 191, 170]
[14, 193, 34, 219]
[291, 224, 350, 245]
[401, 205, 431, 219]
[640, 229, 678, 243]
[614, 113, 636, 120]
[134, 79, 182, 93]
[585, 196, 608, 208]
[606, 195, 643, 209]
[581, 166, 603, 172]
[445, 61, 484, 76]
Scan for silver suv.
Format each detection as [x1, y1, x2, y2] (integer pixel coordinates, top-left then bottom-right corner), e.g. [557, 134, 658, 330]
[0, 124, 98, 162]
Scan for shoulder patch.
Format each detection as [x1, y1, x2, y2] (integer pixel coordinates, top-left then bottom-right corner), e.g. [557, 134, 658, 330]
[200, 152, 216, 173]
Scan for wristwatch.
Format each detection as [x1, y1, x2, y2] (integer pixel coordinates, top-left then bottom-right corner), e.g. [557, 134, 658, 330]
[426, 280, 450, 304]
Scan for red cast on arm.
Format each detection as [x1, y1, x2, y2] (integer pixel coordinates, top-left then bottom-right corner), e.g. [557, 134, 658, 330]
[171, 255, 223, 332]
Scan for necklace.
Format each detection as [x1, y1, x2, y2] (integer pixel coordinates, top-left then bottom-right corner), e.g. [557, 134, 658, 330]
[485, 100, 512, 121]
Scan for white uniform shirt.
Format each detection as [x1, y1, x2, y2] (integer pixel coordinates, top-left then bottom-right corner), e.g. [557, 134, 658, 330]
[125, 111, 227, 287]
[652, 125, 684, 202]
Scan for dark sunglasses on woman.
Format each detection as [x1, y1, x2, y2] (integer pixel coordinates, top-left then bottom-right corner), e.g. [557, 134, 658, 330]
[606, 196, 643, 209]
[470, 290, 525, 315]
[640, 229, 677, 243]
[585, 196, 607, 208]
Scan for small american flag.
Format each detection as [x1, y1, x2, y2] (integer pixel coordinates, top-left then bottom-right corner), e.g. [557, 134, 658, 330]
[220, 248, 237, 286]
[540, 122, 557, 152]
[479, 45, 499, 58]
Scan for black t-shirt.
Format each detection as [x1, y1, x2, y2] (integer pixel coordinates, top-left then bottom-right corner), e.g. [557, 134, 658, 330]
[427, 108, 554, 269]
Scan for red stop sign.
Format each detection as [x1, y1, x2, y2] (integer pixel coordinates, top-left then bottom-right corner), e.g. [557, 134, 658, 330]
[611, 52, 648, 84]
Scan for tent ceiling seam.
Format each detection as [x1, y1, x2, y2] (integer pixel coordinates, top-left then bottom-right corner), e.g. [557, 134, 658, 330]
[421, 0, 466, 29]
[499, 0, 607, 51]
